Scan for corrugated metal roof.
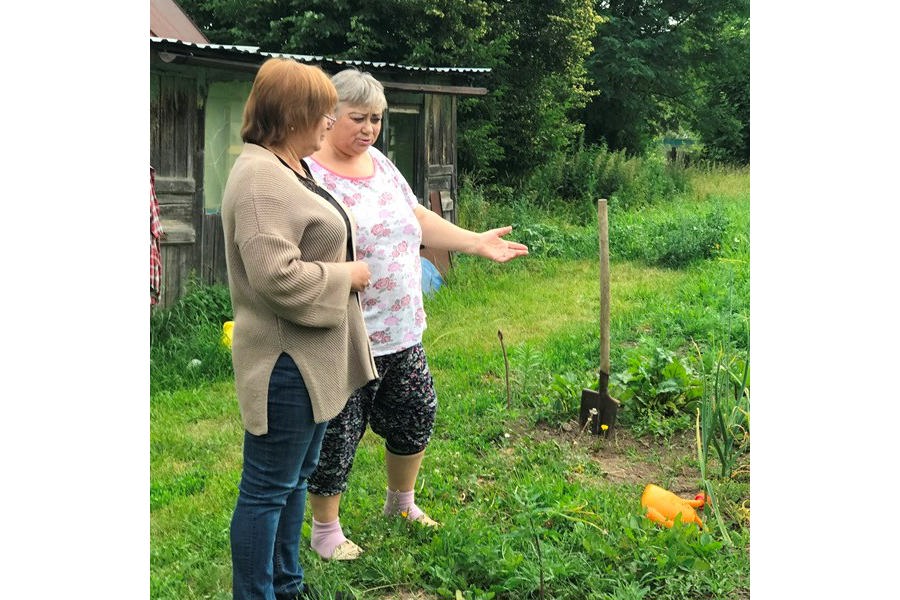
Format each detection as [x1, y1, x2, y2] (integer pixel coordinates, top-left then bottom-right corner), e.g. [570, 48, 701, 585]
[151, 37, 491, 74]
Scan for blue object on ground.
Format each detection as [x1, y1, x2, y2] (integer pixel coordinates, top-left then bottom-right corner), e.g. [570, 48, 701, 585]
[421, 257, 444, 296]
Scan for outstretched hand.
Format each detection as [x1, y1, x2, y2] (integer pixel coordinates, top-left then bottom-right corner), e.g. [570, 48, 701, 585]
[475, 226, 529, 263]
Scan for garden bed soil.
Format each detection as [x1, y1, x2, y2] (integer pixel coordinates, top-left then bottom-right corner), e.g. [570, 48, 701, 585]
[538, 419, 705, 495]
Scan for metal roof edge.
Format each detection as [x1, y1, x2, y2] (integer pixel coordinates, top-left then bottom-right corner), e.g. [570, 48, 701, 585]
[150, 37, 491, 74]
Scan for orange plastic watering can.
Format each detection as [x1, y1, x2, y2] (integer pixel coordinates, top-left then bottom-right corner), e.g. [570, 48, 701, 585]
[641, 484, 707, 528]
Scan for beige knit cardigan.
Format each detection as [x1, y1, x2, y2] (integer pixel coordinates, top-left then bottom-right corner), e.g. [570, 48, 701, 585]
[221, 143, 377, 434]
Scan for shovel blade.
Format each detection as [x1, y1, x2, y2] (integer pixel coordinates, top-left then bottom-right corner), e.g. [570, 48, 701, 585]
[580, 389, 619, 436]
[580, 389, 601, 430]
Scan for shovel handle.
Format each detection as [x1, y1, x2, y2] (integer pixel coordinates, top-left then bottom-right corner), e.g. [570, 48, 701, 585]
[598, 199, 610, 374]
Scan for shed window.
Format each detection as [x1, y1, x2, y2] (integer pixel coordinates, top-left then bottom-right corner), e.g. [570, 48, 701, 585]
[203, 81, 252, 213]
[383, 106, 422, 201]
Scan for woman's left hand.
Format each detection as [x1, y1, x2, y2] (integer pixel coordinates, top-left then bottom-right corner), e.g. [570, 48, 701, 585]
[476, 226, 529, 263]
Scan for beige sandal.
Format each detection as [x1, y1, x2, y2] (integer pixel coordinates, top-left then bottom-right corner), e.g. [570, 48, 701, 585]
[413, 513, 440, 527]
[399, 510, 440, 527]
[327, 539, 364, 561]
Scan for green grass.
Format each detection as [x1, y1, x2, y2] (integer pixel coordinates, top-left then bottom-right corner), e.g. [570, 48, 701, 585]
[150, 165, 750, 599]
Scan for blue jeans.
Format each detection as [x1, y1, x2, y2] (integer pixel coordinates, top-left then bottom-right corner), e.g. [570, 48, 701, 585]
[231, 353, 328, 600]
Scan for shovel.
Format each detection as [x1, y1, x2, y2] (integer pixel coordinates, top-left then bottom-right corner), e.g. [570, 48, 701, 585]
[579, 198, 620, 437]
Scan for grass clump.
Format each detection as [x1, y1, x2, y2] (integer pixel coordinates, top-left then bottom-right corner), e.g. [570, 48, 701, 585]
[150, 278, 234, 395]
[611, 201, 729, 268]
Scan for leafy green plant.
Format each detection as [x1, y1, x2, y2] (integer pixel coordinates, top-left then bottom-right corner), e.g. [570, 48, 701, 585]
[510, 222, 597, 260]
[611, 340, 703, 436]
[628, 410, 693, 439]
[603, 579, 651, 600]
[696, 346, 750, 479]
[150, 276, 233, 343]
[530, 372, 587, 426]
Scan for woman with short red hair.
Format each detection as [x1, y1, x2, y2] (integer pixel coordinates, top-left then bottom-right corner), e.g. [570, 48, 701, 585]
[222, 58, 374, 600]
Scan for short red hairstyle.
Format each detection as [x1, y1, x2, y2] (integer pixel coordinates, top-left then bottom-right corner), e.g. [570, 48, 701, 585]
[241, 58, 338, 147]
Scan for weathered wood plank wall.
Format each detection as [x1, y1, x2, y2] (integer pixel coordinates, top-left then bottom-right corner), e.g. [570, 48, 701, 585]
[420, 94, 457, 274]
[151, 70, 205, 308]
[424, 94, 457, 225]
[200, 213, 228, 286]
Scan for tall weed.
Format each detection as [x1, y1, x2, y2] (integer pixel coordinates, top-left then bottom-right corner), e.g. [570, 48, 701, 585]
[610, 150, 687, 213]
[696, 345, 750, 480]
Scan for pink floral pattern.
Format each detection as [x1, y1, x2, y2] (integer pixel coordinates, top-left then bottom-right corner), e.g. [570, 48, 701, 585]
[307, 147, 425, 356]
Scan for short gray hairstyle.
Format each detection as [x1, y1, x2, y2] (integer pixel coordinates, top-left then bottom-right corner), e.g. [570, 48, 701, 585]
[331, 69, 388, 113]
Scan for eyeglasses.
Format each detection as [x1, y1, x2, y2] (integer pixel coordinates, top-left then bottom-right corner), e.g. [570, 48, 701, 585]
[323, 113, 337, 129]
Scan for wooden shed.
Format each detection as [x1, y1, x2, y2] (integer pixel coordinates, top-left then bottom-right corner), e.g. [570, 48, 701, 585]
[150, 31, 489, 309]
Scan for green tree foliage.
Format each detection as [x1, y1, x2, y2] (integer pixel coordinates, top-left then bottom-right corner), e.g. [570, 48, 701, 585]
[178, 0, 600, 180]
[685, 8, 749, 163]
[584, 1, 687, 154]
[179, 0, 500, 64]
[347, 0, 501, 66]
[178, 0, 355, 55]
[177, 0, 748, 178]
[583, 0, 749, 162]
[475, 0, 601, 179]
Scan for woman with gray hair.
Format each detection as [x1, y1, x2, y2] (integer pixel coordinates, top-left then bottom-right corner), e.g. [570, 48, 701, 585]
[305, 68, 528, 560]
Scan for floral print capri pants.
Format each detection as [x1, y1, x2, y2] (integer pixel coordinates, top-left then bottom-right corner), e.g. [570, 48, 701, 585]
[307, 343, 438, 496]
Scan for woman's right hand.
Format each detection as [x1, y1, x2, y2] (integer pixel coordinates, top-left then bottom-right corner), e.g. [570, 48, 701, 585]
[349, 260, 372, 292]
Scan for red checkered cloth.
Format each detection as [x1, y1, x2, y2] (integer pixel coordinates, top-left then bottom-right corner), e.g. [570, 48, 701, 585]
[150, 166, 164, 305]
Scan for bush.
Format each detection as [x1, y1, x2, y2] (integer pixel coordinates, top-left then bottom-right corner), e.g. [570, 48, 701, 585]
[456, 176, 523, 233]
[611, 201, 729, 268]
[461, 144, 690, 232]
[522, 143, 608, 223]
[610, 150, 687, 212]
